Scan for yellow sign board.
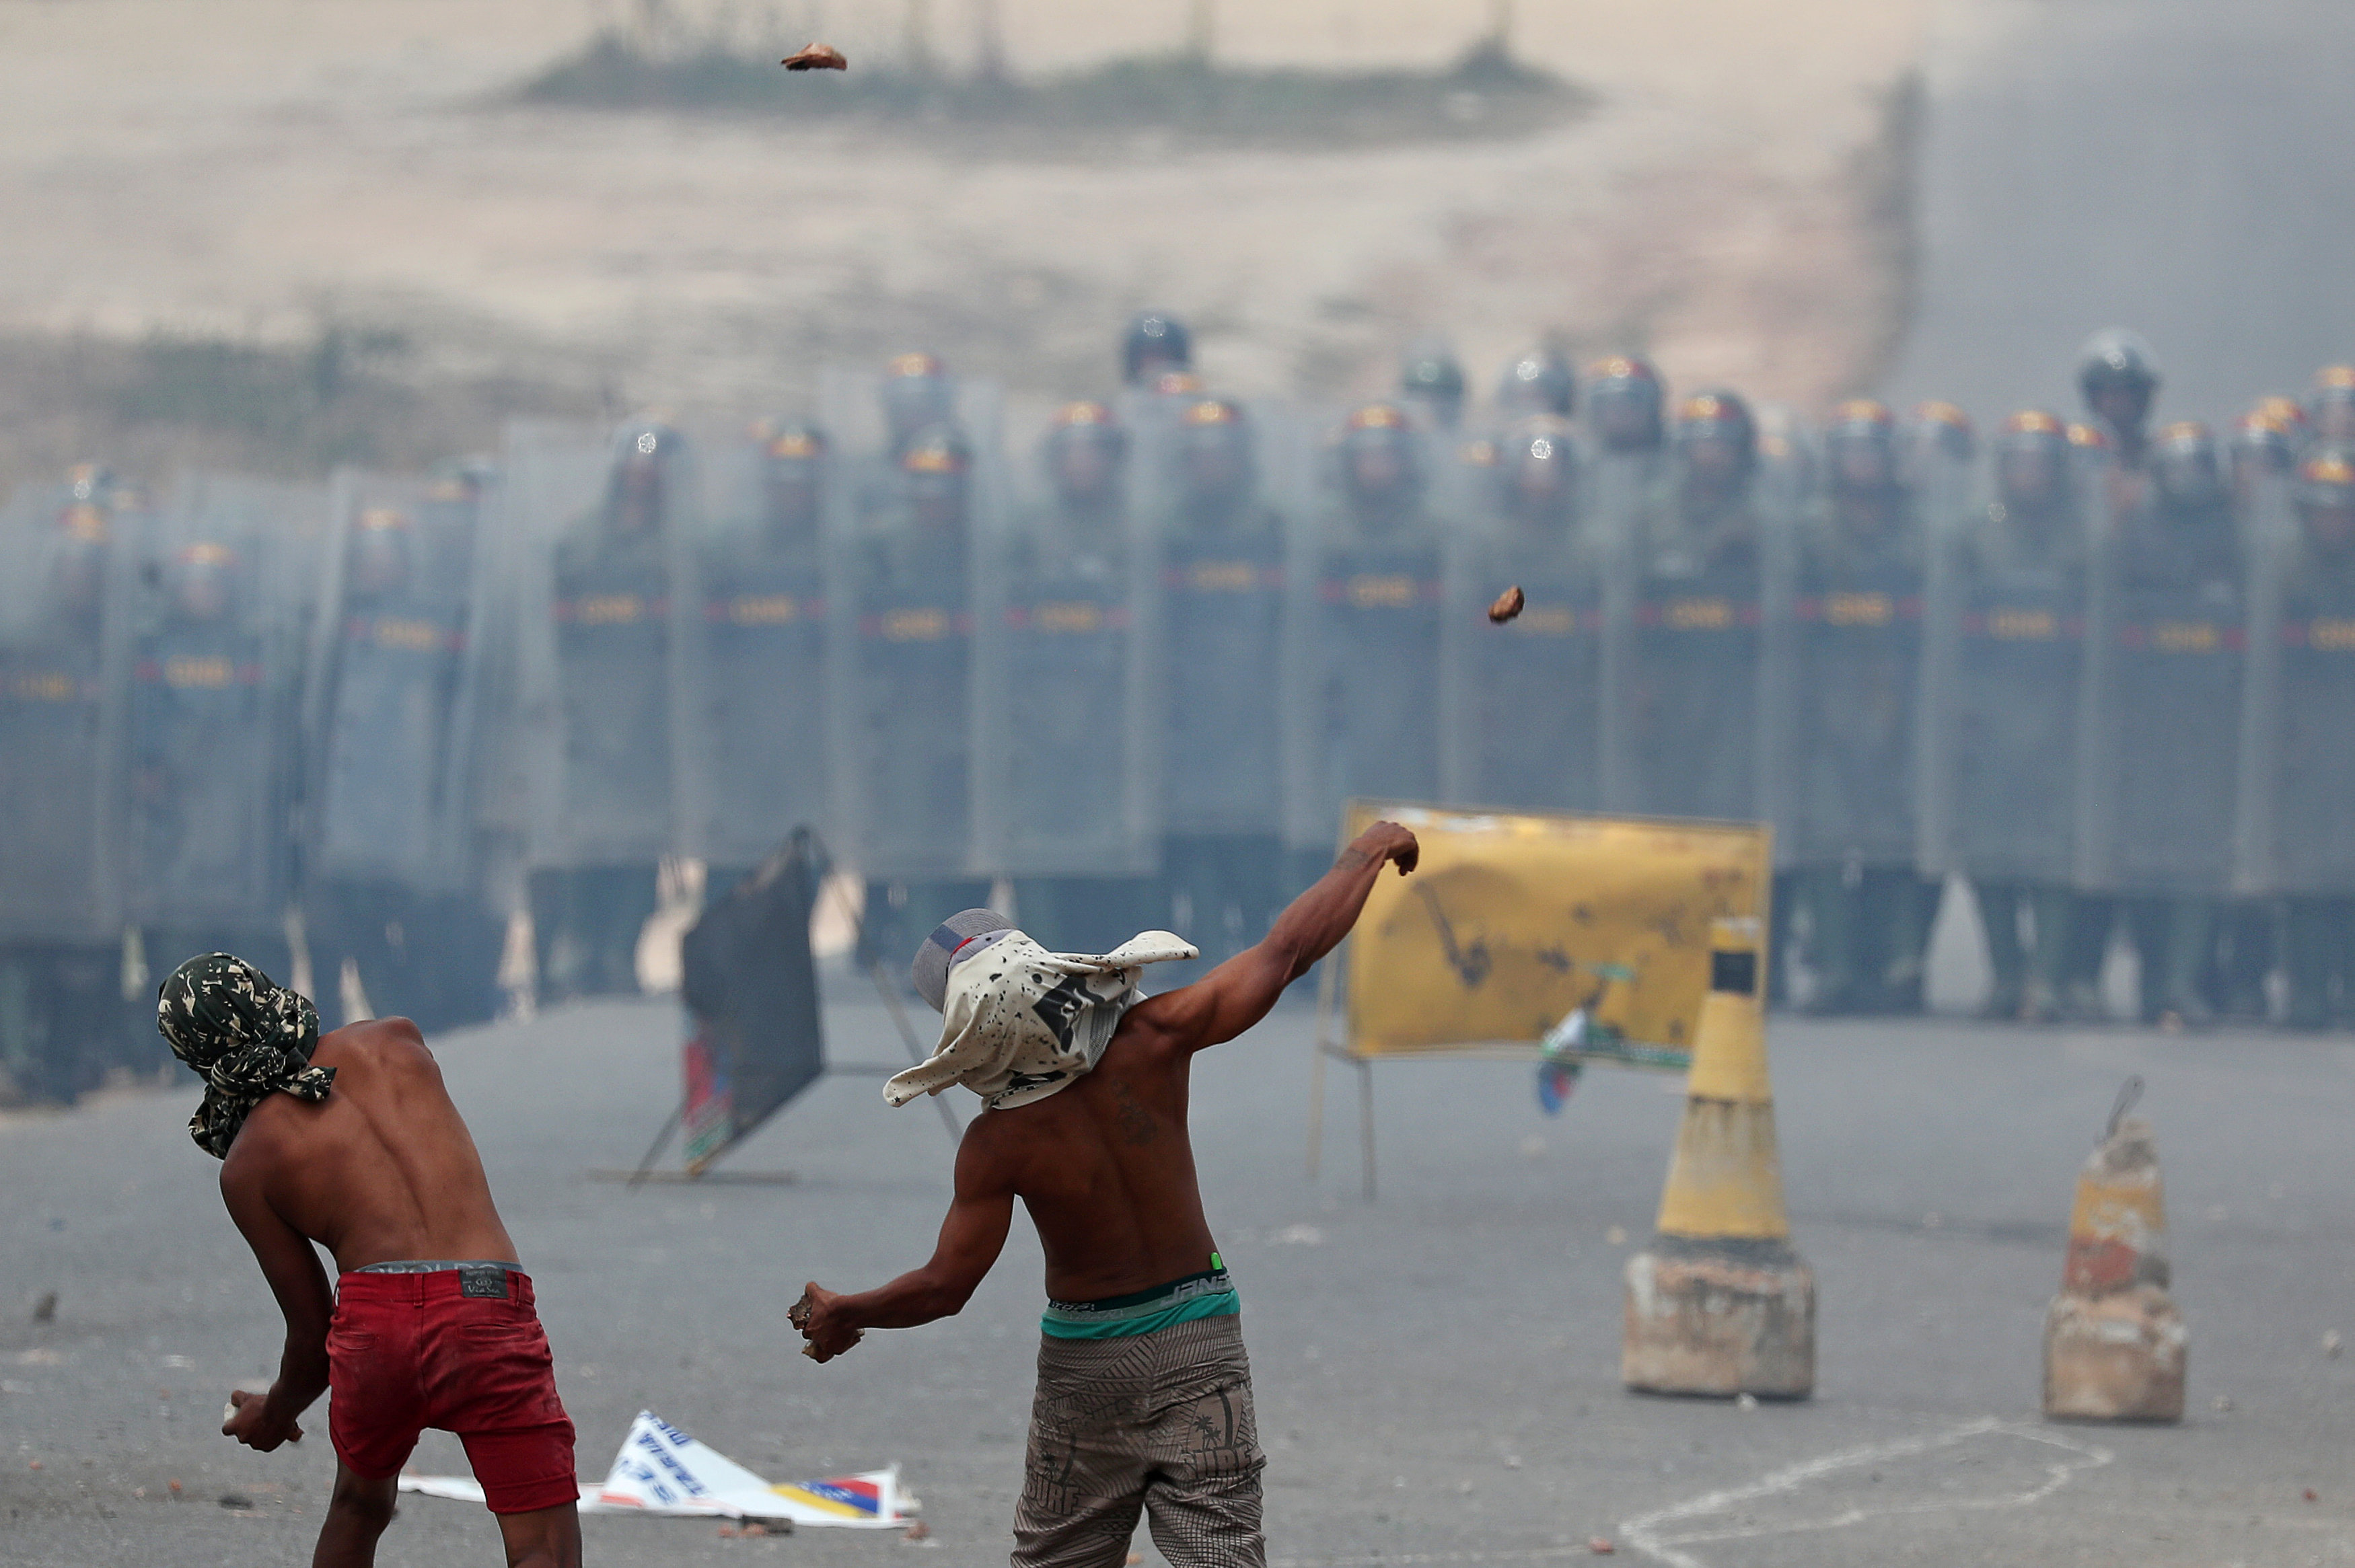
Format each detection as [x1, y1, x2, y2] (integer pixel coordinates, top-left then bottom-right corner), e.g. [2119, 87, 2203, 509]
[1338, 800, 1770, 1063]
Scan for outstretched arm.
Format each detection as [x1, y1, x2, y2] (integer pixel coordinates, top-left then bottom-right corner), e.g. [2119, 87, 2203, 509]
[1127, 820, 1418, 1055]
[219, 1164, 334, 1451]
[797, 1126, 1017, 1362]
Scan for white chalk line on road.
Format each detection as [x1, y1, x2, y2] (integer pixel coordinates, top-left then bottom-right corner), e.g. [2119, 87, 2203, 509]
[1616, 1416, 2114, 1568]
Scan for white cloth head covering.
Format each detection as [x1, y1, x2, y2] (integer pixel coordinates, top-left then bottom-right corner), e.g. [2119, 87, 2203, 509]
[883, 929, 1199, 1111]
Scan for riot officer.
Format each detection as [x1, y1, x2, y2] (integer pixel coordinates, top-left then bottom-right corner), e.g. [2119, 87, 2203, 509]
[1621, 390, 1766, 821]
[2077, 330, 2163, 465]
[1788, 400, 1935, 1014]
[1949, 410, 2089, 1020]
[2274, 446, 2355, 1026]
[2104, 420, 2244, 1024]
[1305, 404, 1445, 887]
[1400, 338, 1467, 431]
[1121, 311, 1194, 388]
[1001, 402, 1160, 950]
[851, 424, 992, 976]
[1494, 346, 1577, 422]
[528, 421, 685, 1003]
[695, 420, 833, 905]
[305, 459, 509, 1035]
[1458, 414, 1605, 811]
[0, 468, 140, 1100]
[2310, 365, 2355, 444]
[1157, 399, 1293, 964]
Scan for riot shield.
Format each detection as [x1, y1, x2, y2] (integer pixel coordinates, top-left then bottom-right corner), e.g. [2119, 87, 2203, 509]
[0, 480, 133, 946]
[2250, 504, 2355, 895]
[818, 365, 1005, 881]
[1910, 450, 1978, 875]
[686, 426, 834, 872]
[1444, 428, 1607, 812]
[2229, 473, 2294, 893]
[976, 409, 1156, 879]
[1142, 400, 1300, 842]
[1779, 490, 1929, 871]
[1587, 449, 1666, 814]
[124, 473, 324, 944]
[1623, 478, 1768, 824]
[1300, 416, 1449, 836]
[1938, 500, 2090, 882]
[678, 830, 826, 1172]
[303, 468, 489, 895]
[1753, 425, 1813, 856]
[2080, 501, 2246, 895]
[505, 423, 692, 872]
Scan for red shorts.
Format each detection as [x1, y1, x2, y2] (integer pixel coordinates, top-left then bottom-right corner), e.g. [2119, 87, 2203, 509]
[327, 1265, 578, 1514]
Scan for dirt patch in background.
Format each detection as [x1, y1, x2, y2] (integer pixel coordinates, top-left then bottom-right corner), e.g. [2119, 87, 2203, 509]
[0, 0, 1932, 488]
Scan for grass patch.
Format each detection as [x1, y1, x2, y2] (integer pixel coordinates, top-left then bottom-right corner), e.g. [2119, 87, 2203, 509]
[514, 36, 1589, 151]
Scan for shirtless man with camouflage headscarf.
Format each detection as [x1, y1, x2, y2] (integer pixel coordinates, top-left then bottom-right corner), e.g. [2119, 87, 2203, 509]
[157, 953, 581, 1568]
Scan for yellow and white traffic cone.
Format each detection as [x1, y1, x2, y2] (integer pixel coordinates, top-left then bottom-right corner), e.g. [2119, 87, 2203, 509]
[1622, 916, 1815, 1398]
[2042, 1088, 2184, 1421]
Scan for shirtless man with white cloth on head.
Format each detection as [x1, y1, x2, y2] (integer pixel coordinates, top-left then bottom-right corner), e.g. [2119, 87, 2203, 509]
[795, 820, 1420, 1568]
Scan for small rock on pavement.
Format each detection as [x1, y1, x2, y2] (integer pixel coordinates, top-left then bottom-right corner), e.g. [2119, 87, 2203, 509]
[2306, 1489, 2320, 1503]
[32, 1291, 56, 1323]
[902, 1520, 933, 1542]
[1735, 1392, 1759, 1411]
[218, 1493, 253, 1509]
[1589, 1538, 1617, 1555]
[2213, 1394, 2235, 1413]
[1126, 1553, 1144, 1565]
[2323, 1329, 2343, 1359]
[167, 1479, 182, 1495]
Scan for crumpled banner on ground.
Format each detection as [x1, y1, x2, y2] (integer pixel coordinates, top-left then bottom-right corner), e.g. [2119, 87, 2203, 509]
[398, 1409, 918, 1527]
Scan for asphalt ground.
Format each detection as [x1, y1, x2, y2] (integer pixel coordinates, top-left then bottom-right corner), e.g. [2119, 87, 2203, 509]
[7, 990, 2355, 1567]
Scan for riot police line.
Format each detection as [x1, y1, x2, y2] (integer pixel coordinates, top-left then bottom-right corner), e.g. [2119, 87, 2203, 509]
[7, 322, 2355, 1103]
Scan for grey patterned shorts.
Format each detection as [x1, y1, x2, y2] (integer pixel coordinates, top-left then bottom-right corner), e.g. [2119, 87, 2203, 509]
[1013, 1312, 1265, 1568]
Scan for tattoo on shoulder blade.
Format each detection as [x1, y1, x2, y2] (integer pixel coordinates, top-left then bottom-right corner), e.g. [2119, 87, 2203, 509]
[1110, 1078, 1157, 1148]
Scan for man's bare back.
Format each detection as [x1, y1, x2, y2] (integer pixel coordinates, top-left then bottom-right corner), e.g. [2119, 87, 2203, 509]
[958, 1025, 1216, 1304]
[222, 1018, 518, 1276]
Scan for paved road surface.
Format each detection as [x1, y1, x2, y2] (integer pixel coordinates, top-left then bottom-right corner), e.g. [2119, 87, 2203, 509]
[6, 993, 2355, 1565]
[1890, 0, 2355, 422]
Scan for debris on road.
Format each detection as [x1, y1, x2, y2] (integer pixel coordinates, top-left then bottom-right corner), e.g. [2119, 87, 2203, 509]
[32, 1291, 56, 1322]
[1589, 1537, 1616, 1554]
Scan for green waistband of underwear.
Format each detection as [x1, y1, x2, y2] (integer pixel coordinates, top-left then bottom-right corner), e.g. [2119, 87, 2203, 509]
[1040, 1265, 1239, 1341]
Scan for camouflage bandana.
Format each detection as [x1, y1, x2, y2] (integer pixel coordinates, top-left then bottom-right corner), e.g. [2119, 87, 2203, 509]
[155, 953, 332, 1159]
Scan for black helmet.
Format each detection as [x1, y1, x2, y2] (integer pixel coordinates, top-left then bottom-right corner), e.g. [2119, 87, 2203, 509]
[881, 352, 955, 442]
[1120, 312, 1193, 385]
[1822, 398, 1897, 495]
[1496, 347, 1576, 419]
[2151, 420, 2224, 511]
[1336, 404, 1420, 502]
[1672, 389, 1757, 468]
[1399, 339, 1466, 426]
[2077, 330, 2162, 400]
[1908, 401, 1976, 465]
[2294, 445, 2355, 512]
[1585, 354, 1665, 453]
